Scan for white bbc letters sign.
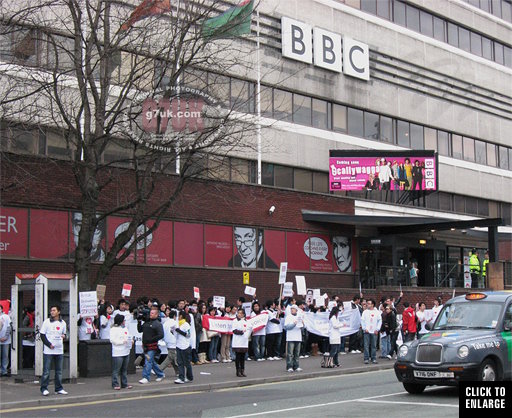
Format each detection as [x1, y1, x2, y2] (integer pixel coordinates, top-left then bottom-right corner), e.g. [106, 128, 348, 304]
[281, 17, 312, 64]
[281, 17, 370, 81]
[313, 28, 342, 72]
[343, 37, 370, 80]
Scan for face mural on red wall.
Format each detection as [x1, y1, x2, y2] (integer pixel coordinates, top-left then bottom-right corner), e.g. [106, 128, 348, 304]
[0, 207, 28, 257]
[30, 209, 68, 259]
[228, 226, 278, 269]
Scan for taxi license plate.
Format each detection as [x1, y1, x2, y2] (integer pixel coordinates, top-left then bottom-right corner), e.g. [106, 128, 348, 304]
[413, 370, 454, 378]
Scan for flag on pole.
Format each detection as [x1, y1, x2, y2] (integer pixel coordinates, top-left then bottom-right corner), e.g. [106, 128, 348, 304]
[359, 281, 362, 296]
[452, 288, 456, 299]
[201, 0, 254, 39]
[121, 0, 172, 31]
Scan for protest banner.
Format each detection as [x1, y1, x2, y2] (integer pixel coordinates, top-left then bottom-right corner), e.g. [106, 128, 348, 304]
[247, 312, 269, 333]
[213, 295, 225, 309]
[201, 315, 234, 334]
[303, 307, 361, 338]
[79, 291, 98, 316]
[96, 285, 106, 301]
[295, 275, 306, 295]
[244, 286, 256, 296]
[121, 283, 132, 297]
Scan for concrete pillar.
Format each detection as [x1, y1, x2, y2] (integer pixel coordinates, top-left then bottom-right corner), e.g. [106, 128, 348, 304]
[488, 226, 498, 262]
[487, 262, 504, 291]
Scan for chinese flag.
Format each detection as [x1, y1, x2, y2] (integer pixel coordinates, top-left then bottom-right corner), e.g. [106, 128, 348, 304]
[121, 0, 171, 31]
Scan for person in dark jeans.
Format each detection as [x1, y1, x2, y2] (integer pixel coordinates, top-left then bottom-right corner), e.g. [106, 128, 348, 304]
[137, 306, 165, 384]
[175, 310, 193, 384]
[110, 314, 133, 390]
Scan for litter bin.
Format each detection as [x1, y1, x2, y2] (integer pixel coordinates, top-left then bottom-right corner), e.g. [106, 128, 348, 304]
[78, 339, 135, 377]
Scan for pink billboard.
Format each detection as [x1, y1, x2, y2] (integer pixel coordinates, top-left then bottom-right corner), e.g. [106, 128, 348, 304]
[329, 151, 438, 192]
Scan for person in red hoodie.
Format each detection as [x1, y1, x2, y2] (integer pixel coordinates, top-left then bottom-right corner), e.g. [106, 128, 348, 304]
[401, 302, 417, 342]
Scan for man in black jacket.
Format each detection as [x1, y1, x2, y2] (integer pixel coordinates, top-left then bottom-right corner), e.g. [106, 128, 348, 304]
[137, 306, 165, 384]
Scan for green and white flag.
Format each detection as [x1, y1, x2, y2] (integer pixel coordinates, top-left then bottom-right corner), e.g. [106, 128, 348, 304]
[202, 0, 254, 39]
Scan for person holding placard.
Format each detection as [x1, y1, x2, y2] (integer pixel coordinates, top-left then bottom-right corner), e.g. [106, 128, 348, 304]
[39, 305, 67, 396]
[110, 314, 133, 390]
[284, 304, 303, 372]
[232, 309, 251, 377]
[250, 302, 266, 361]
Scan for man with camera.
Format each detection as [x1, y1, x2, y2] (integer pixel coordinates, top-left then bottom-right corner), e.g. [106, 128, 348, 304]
[137, 305, 165, 384]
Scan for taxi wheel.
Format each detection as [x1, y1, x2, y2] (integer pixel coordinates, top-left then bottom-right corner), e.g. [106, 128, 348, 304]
[403, 382, 426, 394]
[479, 359, 497, 381]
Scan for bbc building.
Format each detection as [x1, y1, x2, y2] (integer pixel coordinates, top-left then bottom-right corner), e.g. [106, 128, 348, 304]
[1, 0, 511, 304]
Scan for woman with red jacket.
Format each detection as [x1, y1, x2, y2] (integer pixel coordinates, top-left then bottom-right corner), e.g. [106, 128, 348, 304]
[401, 302, 417, 342]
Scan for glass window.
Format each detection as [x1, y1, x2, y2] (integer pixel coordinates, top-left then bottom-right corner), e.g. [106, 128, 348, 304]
[410, 123, 424, 150]
[273, 89, 292, 121]
[489, 201, 499, 218]
[231, 158, 250, 183]
[474, 140, 486, 164]
[477, 199, 489, 216]
[504, 46, 512, 67]
[486, 143, 497, 167]
[293, 94, 312, 125]
[458, 28, 470, 52]
[230, 79, 251, 113]
[396, 120, 410, 148]
[424, 127, 437, 150]
[46, 130, 72, 159]
[312, 99, 328, 129]
[274, 165, 293, 188]
[433, 16, 445, 41]
[364, 112, 379, 140]
[347, 108, 364, 137]
[294, 168, 313, 191]
[438, 130, 450, 156]
[470, 32, 482, 56]
[499, 146, 509, 170]
[6, 126, 39, 154]
[491, 0, 502, 18]
[207, 155, 230, 181]
[332, 104, 347, 133]
[463, 136, 475, 161]
[494, 43, 504, 65]
[376, 0, 391, 19]
[420, 11, 433, 37]
[439, 193, 452, 211]
[480, 0, 491, 12]
[261, 162, 274, 186]
[502, 0, 512, 21]
[406, 5, 420, 31]
[208, 73, 230, 107]
[393, 0, 406, 26]
[47, 35, 75, 71]
[469, 0, 480, 6]
[509, 148, 512, 171]
[313, 172, 328, 193]
[360, 0, 377, 14]
[448, 23, 458, 47]
[482, 37, 492, 60]
[452, 134, 463, 159]
[454, 194, 465, 213]
[380, 116, 394, 143]
[260, 86, 273, 117]
[426, 193, 439, 209]
[104, 140, 132, 167]
[466, 196, 478, 214]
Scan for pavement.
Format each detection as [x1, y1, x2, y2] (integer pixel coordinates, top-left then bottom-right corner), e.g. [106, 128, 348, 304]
[0, 351, 396, 412]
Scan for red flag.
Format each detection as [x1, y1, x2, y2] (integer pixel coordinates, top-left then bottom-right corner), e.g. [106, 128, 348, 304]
[121, 0, 171, 31]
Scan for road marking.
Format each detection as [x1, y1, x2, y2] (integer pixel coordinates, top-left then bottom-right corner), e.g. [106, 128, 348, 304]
[0, 390, 201, 414]
[357, 399, 458, 408]
[223, 391, 409, 418]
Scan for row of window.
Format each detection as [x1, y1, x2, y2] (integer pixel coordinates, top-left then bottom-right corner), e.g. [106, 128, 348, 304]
[462, 0, 512, 23]
[343, 0, 512, 67]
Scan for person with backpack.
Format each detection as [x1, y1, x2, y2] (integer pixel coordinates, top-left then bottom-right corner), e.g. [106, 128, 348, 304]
[402, 302, 417, 342]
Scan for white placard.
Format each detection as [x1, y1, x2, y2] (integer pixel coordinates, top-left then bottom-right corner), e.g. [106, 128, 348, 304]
[79, 291, 98, 316]
[213, 296, 225, 309]
[313, 289, 321, 299]
[283, 282, 294, 298]
[242, 302, 252, 317]
[244, 286, 256, 296]
[343, 301, 352, 310]
[193, 287, 200, 299]
[295, 276, 306, 295]
[328, 301, 336, 310]
[121, 283, 132, 297]
[278, 262, 288, 285]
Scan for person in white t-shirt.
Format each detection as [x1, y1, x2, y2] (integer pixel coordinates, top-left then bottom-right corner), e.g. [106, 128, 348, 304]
[431, 297, 443, 322]
[109, 314, 133, 390]
[99, 304, 114, 340]
[39, 305, 67, 396]
[174, 310, 193, 384]
[159, 310, 179, 376]
[361, 299, 382, 365]
[416, 302, 432, 337]
[0, 304, 12, 377]
[284, 305, 304, 372]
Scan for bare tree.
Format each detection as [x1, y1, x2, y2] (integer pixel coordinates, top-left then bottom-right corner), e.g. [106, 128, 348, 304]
[0, 0, 263, 290]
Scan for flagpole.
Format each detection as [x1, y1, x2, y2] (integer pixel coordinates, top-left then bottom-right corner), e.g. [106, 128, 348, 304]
[175, 0, 181, 175]
[256, 9, 261, 185]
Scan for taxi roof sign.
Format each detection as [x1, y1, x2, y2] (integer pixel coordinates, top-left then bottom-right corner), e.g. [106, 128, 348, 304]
[465, 293, 487, 300]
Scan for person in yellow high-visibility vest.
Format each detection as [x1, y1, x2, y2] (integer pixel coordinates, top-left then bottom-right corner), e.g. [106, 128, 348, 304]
[469, 249, 480, 288]
[482, 251, 490, 288]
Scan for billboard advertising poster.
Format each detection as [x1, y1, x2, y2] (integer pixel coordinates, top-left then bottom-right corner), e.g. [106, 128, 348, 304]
[0, 207, 28, 257]
[306, 234, 334, 272]
[174, 222, 204, 266]
[107, 217, 142, 263]
[68, 211, 106, 262]
[264, 230, 285, 269]
[204, 224, 232, 267]
[329, 150, 438, 192]
[145, 220, 172, 265]
[30, 209, 68, 259]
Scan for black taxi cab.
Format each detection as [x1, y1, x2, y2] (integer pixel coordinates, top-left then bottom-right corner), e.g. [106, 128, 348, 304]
[394, 291, 512, 394]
